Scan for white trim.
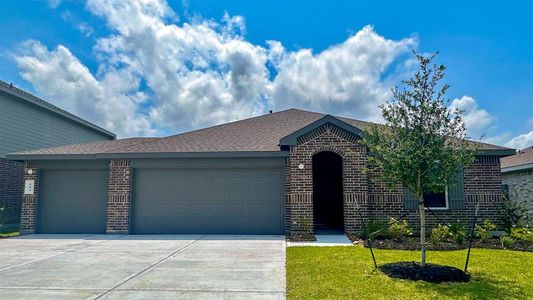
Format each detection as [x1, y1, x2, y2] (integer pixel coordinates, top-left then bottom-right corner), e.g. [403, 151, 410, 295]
[424, 186, 449, 210]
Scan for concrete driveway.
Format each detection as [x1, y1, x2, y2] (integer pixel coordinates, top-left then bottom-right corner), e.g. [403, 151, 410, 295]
[0, 235, 286, 299]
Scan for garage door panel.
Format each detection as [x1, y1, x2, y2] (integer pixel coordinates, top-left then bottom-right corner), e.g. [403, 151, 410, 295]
[38, 169, 108, 234]
[133, 167, 284, 234]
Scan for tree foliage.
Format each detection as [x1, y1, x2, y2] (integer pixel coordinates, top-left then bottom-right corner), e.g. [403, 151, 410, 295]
[364, 52, 475, 199]
[363, 51, 476, 265]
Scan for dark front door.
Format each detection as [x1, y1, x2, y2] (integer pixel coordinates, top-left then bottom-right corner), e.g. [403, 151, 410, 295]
[313, 151, 343, 230]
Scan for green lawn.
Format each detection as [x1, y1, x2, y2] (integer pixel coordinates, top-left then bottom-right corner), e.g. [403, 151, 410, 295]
[287, 246, 533, 299]
[0, 231, 19, 238]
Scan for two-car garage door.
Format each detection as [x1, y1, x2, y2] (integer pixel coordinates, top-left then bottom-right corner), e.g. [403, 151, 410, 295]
[132, 167, 285, 234]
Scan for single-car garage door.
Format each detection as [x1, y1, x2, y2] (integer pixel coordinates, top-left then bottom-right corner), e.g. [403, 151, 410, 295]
[38, 169, 108, 233]
[133, 167, 284, 234]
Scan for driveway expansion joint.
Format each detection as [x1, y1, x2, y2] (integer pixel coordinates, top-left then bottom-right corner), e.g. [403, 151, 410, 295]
[0, 234, 124, 273]
[93, 236, 205, 300]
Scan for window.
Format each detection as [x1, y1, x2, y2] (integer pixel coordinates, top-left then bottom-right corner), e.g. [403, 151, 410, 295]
[423, 188, 448, 209]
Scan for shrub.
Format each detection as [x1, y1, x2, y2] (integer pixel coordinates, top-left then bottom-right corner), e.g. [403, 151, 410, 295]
[362, 219, 389, 240]
[475, 219, 496, 241]
[430, 224, 453, 244]
[450, 221, 467, 244]
[500, 193, 527, 233]
[500, 235, 514, 248]
[511, 226, 533, 243]
[388, 217, 412, 240]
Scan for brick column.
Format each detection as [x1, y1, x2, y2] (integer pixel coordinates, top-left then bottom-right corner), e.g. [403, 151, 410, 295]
[106, 160, 132, 234]
[20, 161, 38, 235]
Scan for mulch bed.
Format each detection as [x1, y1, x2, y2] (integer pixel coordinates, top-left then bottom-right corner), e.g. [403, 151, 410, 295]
[346, 235, 532, 252]
[286, 233, 316, 242]
[379, 261, 471, 283]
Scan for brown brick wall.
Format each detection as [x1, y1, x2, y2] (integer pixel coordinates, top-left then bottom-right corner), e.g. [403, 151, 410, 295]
[367, 156, 504, 231]
[285, 122, 504, 235]
[286, 123, 368, 233]
[106, 159, 132, 234]
[20, 161, 38, 234]
[0, 158, 23, 226]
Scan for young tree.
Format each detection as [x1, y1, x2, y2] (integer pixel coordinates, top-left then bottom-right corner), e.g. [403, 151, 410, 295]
[364, 52, 475, 266]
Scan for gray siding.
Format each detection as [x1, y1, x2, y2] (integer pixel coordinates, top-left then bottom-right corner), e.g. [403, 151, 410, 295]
[502, 169, 533, 213]
[0, 90, 113, 158]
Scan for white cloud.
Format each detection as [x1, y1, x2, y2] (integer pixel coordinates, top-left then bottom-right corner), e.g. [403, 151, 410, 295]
[14, 40, 153, 136]
[48, 0, 62, 9]
[527, 118, 533, 127]
[267, 25, 417, 122]
[450, 95, 496, 140]
[14, 0, 419, 137]
[505, 131, 533, 150]
[78, 23, 95, 37]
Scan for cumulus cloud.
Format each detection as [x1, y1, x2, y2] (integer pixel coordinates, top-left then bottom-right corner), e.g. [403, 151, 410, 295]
[267, 26, 416, 121]
[505, 131, 533, 150]
[14, 40, 153, 136]
[450, 95, 496, 140]
[17, 0, 418, 136]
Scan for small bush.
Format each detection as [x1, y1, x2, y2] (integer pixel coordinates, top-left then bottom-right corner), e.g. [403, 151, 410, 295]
[500, 193, 527, 233]
[362, 219, 389, 240]
[430, 224, 453, 244]
[388, 217, 412, 240]
[450, 221, 467, 244]
[475, 219, 496, 241]
[511, 226, 533, 243]
[500, 235, 514, 248]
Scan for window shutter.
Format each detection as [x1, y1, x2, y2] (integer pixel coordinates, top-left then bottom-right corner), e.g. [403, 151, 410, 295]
[403, 186, 418, 210]
[448, 169, 465, 209]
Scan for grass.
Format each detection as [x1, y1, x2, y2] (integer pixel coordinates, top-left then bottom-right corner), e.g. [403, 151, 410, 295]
[0, 231, 19, 238]
[0, 224, 20, 238]
[287, 246, 533, 299]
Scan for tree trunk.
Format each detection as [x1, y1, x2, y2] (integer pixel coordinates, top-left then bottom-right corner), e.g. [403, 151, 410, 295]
[419, 196, 427, 267]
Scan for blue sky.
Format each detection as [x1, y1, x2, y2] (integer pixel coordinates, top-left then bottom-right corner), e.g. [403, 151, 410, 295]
[0, 0, 532, 148]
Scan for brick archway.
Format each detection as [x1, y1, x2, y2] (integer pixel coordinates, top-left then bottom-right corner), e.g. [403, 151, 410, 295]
[285, 123, 368, 234]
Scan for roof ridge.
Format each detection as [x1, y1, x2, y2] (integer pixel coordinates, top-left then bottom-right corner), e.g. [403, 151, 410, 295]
[102, 137, 162, 153]
[162, 108, 306, 139]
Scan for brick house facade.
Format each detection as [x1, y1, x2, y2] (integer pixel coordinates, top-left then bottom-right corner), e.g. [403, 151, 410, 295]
[285, 121, 505, 234]
[11, 109, 512, 235]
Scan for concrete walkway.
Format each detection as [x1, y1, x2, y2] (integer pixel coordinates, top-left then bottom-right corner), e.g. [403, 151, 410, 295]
[0, 234, 286, 299]
[287, 234, 353, 247]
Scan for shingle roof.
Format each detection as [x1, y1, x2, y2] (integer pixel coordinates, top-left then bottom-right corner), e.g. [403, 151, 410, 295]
[12, 138, 159, 156]
[8, 108, 512, 158]
[501, 146, 533, 170]
[0, 79, 115, 139]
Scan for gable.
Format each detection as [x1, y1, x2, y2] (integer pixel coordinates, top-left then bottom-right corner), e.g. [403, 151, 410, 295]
[279, 115, 363, 146]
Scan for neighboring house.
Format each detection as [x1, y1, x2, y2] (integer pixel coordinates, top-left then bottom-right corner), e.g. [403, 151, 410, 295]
[0, 80, 115, 227]
[501, 146, 533, 217]
[8, 109, 514, 235]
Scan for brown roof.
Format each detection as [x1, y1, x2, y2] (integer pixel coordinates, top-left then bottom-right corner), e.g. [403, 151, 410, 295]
[12, 138, 159, 156]
[8, 108, 511, 157]
[501, 146, 533, 170]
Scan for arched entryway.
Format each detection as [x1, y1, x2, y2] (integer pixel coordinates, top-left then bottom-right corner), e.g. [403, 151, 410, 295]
[312, 151, 344, 232]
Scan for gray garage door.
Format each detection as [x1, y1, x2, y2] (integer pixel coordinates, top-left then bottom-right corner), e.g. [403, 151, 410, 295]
[38, 169, 108, 233]
[133, 167, 284, 234]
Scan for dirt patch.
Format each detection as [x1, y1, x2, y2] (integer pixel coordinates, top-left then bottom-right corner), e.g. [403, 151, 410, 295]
[346, 236, 532, 252]
[286, 233, 316, 242]
[379, 261, 471, 283]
